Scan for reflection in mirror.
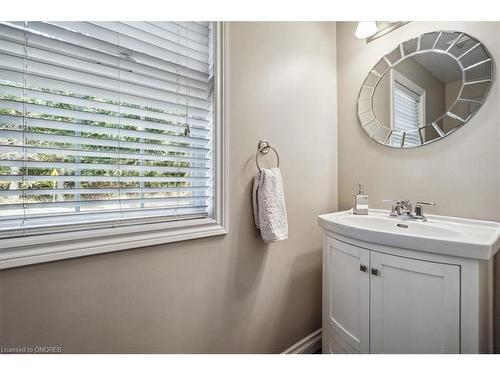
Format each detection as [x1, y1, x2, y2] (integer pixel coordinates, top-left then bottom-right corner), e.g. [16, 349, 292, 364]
[357, 31, 494, 148]
[373, 52, 462, 146]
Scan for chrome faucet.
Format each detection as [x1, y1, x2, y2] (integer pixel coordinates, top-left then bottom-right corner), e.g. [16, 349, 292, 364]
[383, 200, 436, 221]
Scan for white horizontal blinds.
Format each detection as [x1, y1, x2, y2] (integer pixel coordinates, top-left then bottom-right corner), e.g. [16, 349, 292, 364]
[0, 21, 214, 234]
[392, 81, 422, 146]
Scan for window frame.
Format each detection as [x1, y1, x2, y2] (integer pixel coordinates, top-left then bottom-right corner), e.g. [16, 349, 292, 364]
[0, 22, 228, 269]
[390, 70, 426, 147]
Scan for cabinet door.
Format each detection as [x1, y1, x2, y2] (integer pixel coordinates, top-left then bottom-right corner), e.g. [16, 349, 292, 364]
[328, 238, 370, 353]
[370, 251, 460, 353]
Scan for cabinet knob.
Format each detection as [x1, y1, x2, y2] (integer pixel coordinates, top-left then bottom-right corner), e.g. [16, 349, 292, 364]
[360, 264, 367, 272]
[371, 268, 380, 276]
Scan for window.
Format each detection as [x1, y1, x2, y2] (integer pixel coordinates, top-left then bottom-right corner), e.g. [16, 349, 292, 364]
[0, 22, 227, 268]
[391, 72, 424, 147]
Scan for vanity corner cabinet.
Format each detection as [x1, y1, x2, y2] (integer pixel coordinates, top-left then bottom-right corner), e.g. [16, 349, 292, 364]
[321, 232, 494, 354]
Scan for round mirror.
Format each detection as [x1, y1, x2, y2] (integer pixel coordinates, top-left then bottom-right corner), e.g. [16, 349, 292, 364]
[357, 31, 494, 148]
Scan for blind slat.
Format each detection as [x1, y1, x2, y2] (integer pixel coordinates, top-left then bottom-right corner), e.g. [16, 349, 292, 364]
[0, 175, 208, 182]
[2, 159, 209, 173]
[0, 22, 210, 84]
[150, 22, 209, 43]
[0, 85, 210, 130]
[48, 21, 209, 74]
[0, 186, 209, 196]
[1, 207, 208, 232]
[0, 196, 210, 210]
[0, 104, 210, 146]
[0, 24, 210, 88]
[0, 69, 211, 120]
[0, 145, 210, 164]
[173, 22, 210, 37]
[1, 129, 210, 155]
[0, 53, 211, 111]
[89, 21, 209, 62]
[122, 22, 209, 54]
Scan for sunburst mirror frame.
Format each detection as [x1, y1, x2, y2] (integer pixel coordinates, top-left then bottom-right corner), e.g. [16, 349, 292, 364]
[357, 31, 495, 148]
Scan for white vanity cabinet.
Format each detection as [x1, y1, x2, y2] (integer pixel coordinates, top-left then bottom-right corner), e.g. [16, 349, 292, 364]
[369, 249, 460, 354]
[326, 238, 370, 353]
[322, 231, 494, 354]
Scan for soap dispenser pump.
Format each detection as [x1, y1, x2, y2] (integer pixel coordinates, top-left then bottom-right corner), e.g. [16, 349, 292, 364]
[353, 183, 369, 215]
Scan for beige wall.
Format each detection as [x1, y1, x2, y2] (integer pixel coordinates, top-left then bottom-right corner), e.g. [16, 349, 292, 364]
[0, 22, 338, 353]
[337, 21, 500, 351]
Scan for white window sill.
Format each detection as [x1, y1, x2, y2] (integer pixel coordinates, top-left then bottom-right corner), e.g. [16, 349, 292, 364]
[0, 217, 227, 269]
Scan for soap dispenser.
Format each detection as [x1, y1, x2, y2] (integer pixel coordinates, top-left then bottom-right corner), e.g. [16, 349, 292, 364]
[353, 183, 369, 215]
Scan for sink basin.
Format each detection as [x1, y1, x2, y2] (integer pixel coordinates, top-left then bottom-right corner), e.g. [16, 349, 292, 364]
[318, 209, 500, 260]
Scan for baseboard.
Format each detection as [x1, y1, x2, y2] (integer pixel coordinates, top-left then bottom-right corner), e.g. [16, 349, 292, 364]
[281, 328, 322, 354]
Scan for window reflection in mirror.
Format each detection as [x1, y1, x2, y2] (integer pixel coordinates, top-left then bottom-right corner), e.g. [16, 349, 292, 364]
[372, 52, 462, 145]
[359, 31, 493, 148]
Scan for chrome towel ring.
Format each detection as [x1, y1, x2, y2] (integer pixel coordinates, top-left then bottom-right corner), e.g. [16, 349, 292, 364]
[255, 139, 280, 172]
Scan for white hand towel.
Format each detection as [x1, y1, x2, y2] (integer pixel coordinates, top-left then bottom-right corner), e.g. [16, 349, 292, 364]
[252, 167, 288, 242]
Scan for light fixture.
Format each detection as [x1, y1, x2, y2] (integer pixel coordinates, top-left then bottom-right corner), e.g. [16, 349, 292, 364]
[355, 22, 378, 39]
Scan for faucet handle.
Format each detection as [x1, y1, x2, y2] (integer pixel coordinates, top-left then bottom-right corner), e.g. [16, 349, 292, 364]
[383, 199, 411, 204]
[416, 201, 436, 206]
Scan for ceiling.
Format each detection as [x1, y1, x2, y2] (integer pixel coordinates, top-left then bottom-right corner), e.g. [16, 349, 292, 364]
[413, 46, 490, 84]
[413, 53, 462, 83]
